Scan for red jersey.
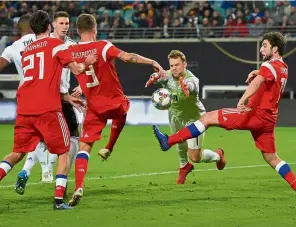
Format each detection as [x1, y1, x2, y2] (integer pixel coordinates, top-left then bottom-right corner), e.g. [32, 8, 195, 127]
[18, 37, 74, 115]
[248, 58, 288, 120]
[69, 40, 124, 114]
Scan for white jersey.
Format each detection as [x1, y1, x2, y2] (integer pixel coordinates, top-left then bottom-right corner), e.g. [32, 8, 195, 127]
[1, 34, 35, 83]
[50, 33, 76, 93]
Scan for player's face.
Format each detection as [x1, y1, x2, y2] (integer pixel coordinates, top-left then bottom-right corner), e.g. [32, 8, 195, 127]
[53, 17, 70, 38]
[169, 57, 187, 78]
[260, 40, 273, 61]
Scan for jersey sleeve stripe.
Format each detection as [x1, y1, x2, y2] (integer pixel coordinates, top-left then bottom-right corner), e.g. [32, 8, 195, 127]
[52, 44, 68, 57]
[261, 62, 277, 80]
[102, 42, 113, 62]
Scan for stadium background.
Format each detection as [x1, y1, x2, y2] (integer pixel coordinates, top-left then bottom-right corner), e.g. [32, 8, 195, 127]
[0, 1, 296, 227]
[1, 1, 296, 125]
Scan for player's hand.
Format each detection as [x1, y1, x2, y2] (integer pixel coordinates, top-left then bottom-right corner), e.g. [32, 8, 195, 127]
[145, 73, 161, 87]
[179, 76, 189, 98]
[71, 85, 82, 97]
[237, 100, 251, 112]
[85, 53, 98, 66]
[246, 70, 259, 84]
[152, 61, 165, 78]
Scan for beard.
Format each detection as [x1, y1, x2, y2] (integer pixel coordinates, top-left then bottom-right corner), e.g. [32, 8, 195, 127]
[262, 52, 272, 61]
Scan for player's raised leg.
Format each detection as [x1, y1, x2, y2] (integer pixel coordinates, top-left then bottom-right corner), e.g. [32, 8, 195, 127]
[15, 141, 46, 194]
[153, 110, 219, 151]
[99, 113, 127, 160]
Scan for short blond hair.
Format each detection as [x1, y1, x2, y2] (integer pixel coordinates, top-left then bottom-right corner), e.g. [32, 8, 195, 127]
[168, 50, 186, 63]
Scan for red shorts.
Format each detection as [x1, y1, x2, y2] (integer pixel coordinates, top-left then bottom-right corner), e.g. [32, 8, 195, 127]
[218, 108, 276, 153]
[80, 99, 130, 143]
[13, 111, 70, 154]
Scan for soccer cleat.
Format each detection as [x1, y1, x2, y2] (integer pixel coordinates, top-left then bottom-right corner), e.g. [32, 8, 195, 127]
[98, 148, 111, 161]
[15, 170, 29, 195]
[41, 171, 53, 183]
[177, 162, 194, 184]
[152, 125, 171, 151]
[69, 188, 83, 207]
[216, 148, 226, 170]
[53, 201, 73, 210]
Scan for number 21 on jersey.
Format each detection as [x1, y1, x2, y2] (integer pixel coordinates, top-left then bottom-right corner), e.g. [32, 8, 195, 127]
[23, 52, 44, 81]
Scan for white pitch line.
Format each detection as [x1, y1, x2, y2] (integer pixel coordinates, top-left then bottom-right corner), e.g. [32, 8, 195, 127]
[0, 163, 295, 189]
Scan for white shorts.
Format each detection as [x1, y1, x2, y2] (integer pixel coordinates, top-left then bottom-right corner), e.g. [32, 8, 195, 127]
[169, 114, 205, 150]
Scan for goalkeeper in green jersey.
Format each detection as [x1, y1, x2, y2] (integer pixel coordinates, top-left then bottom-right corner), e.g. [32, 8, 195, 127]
[146, 50, 225, 184]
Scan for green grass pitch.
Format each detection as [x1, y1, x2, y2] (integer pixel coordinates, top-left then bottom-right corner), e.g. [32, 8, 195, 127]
[0, 125, 295, 227]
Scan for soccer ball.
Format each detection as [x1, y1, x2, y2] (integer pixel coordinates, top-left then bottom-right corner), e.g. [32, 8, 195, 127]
[151, 88, 172, 110]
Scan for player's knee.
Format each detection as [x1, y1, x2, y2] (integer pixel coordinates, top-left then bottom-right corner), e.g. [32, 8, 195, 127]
[188, 149, 201, 163]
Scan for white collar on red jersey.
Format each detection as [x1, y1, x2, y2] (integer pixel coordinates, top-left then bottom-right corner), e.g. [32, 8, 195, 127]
[78, 41, 93, 44]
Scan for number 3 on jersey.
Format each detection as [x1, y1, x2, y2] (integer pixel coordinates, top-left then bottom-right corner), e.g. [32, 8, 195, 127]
[86, 65, 99, 88]
[23, 52, 44, 81]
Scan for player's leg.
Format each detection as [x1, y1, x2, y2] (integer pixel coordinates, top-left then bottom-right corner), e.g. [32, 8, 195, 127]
[47, 152, 57, 182]
[99, 114, 127, 160]
[69, 109, 107, 206]
[0, 153, 26, 181]
[46, 103, 80, 182]
[187, 133, 225, 170]
[30, 141, 48, 182]
[98, 99, 130, 160]
[153, 110, 220, 151]
[61, 102, 80, 171]
[15, 142, 47, 194]
[4, 115, 41, 194]
[253, 130, 296, 191]
[37, 111, 72, 210]
[168, 114, 193, 184]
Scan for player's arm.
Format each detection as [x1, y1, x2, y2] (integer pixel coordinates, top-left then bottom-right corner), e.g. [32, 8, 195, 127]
[237, 75, 265, 109]
[0, 57, 10, 72]
[246, 69, 260, 84]
[0, 46, 13, 72]
[68, 53, 98, 75]
[145, 71, 170, 87]
[117, 52, 165, 77]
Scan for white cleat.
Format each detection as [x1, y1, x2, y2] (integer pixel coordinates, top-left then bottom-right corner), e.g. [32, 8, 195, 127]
[98, 148, 111, 161]
[69, 188, 83, 207]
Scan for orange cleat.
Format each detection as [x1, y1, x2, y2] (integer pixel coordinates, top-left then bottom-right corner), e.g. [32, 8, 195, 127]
[216, 148, 226, 170]
[177, 162, 194, 184]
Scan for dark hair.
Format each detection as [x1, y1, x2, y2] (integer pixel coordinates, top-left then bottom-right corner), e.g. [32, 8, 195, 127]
[29, 10, 52, 35]
[262, 32, 287, 56]
[54, 11, 69, 20]
[76, 14, 96, 32]
[17, 14, 32, 34]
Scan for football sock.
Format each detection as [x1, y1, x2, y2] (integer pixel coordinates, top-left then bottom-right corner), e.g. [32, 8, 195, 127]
[69, 137, 79, 171]
[177, 149, 189, 168]
[22, 151, 39, 176]
[0, 161, 12, 181]
[34, 142, 48, 175]
[54, 174, 67, 203]
[75, 151, 90, 190]
[200, 149, 221, 163]
[168, 120, 206, 146]
[48, 153, 58, 173]
[275, 161, 296, 190]
[105, 114, 127, 151]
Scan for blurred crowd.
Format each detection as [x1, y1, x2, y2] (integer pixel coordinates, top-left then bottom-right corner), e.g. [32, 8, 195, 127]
[1, 1, 296, 40]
